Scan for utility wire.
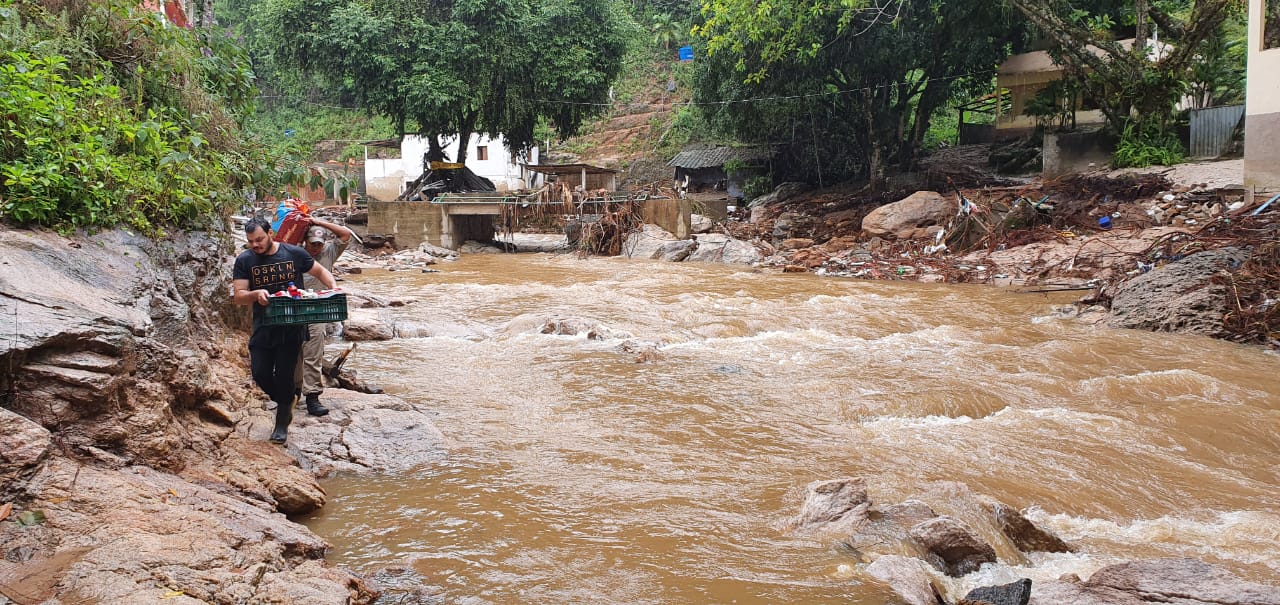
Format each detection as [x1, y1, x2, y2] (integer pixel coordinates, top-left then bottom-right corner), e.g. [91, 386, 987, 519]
[254, 68, 997, 111]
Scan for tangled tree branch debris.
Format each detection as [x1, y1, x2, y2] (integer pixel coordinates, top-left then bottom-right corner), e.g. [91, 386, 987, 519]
[751, 167, 1277, 347]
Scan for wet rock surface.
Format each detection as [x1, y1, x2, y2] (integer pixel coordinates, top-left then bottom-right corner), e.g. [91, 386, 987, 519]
[908, 516, 998, 577]
[963, 578, 1032, 605]
[0, 228, 386, 603]
[275, 389, 446, 477]
[1029, 558, 1280, 605]
[0, 460, 377, 605]
[1106, 247, 1250, 337]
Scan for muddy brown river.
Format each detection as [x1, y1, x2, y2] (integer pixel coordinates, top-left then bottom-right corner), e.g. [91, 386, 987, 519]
[301, 254, 1280, 603]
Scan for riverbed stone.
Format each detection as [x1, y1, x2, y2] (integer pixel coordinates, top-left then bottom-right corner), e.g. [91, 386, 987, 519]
[865, 555, 942, 605]
[908, 516, 997, 577]
[343, 308, 395, 341]
[1029, 558, 1280, 605]
[691, 213, 714, 234]
[1107, 247, 1250, 337]
[687, 234, 762, 264]
[622, 224, 680, 260]
[282, 389, 446, 476]
[983, 500, 1073, 554]
[749, 182, 809, 223]
[792, 477, 870, 530]
[861, 191, 954, 239]
[0, 459, 371, 604]
[964, 578, 1032, 605]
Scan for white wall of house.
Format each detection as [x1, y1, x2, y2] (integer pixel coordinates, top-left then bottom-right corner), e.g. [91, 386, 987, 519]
[1246, 0, 1280, 189]
[362, 134, 539, 201]
[405, 134, 538, 192]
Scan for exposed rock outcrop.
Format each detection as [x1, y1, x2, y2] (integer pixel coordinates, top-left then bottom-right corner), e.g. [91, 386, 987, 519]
[1030, 558, 1280, 605]
[908, 516, 998, 577]
[791, 477, 870, 530]
[861, 191, 954, 239]
[0, 227, 379, 603]
[1107, 247, 1250, 337]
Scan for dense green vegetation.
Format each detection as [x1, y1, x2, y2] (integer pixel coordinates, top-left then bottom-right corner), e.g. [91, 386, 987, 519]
[244, 0, 632, 163]
[0, 0, 284, 230]
[1, 0, 1252, 229]
[692, 0, 1027, 185]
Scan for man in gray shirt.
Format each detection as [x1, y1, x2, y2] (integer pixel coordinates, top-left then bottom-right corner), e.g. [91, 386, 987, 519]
[297, 218, 352, 416]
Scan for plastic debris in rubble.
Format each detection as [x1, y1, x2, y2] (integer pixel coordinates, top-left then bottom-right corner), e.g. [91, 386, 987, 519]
[923, 228, 948, 255]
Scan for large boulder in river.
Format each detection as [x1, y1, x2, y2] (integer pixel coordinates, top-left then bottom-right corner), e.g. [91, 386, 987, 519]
[861, 191, 954, 239]
[687, 233, 762, 264]
[908, 516, 997, 577]
[1107, 247, 1250, 337]
[983, 499, 1074, 553]
[791, 477, 870, 530]
[343, 308, 395, 341]
[1030, 558, 1280, 605]
[281, 389, 446, 477]
[865, 555, 942, 605]
[965, 578, 1032, 605]
[622, 224, 695, 261]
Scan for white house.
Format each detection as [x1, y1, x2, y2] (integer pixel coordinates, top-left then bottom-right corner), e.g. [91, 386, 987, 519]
[1245, 0, 1280, 190]
[363, 134, 539, 201]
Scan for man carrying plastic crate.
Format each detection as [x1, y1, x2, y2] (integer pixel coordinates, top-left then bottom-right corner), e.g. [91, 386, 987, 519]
[232, 217, 338, 445]
[296, 221, 352, 416]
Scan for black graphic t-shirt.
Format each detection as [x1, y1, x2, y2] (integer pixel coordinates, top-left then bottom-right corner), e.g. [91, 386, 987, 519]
[233, 243, 315, 346]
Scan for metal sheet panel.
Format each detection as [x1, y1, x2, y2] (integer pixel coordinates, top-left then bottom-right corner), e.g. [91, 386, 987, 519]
[1190, 105, 1245, 159]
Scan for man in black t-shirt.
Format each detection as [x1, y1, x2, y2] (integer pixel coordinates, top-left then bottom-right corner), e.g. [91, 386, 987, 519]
[232, 217, 338, 444]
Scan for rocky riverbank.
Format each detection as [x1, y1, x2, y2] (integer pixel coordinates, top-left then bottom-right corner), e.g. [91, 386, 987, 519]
[608, 159, 1278, 349]
[3, 222, 1276, 605]
[0, 226, 443, 604]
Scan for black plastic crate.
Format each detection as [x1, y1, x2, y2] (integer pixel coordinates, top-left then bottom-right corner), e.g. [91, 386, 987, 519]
[262, 293, 348, 326]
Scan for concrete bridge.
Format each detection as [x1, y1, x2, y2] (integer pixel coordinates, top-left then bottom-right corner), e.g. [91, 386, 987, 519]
[367, 193, 709, 251]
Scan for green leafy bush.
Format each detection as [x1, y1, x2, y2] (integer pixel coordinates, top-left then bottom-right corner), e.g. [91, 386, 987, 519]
[1113, 121, 1185, 168]
[0, 0, 284, 231]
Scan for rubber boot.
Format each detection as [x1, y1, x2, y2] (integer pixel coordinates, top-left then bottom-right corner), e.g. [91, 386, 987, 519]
[305, 393, 329, 417]
[270, 396, 294, 444]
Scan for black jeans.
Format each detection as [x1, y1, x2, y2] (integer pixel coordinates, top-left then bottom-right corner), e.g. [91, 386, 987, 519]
[249, 340, 304, 412]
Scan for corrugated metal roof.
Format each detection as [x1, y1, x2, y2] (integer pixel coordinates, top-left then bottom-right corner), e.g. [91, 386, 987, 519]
[668, 146, 771, 169]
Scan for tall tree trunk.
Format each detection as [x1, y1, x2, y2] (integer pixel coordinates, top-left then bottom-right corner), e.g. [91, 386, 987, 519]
[455, 110, 479, 164]
[425, 136, 449, 163]
[1134, 0, 1149, 56]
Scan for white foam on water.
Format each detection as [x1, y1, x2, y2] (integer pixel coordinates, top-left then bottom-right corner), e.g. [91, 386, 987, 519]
[1024, 508, 1280, 571]
[860, 414, 978, 430]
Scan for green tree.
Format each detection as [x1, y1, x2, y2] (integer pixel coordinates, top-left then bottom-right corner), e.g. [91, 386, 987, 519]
[1007, 0, 1238, 132]
[252, 0, 630, 162]
[650, 12, 684, 49]
[693, 0, 1025, 186]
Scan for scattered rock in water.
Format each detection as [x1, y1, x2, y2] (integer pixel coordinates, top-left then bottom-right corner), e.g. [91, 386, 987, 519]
[713, 364, 744, 374]
[539, 317, 611, 340]
[1030, 558, 1280, 605]
[984, 499, 1074, 554]
[962, 578, 1032, 605]
[865, 555, 945, 605]
[908, 516, 997, 577]
[619, 340, 661, 363]
[791, 477, 870, 530]
[343, 309, 395, 341]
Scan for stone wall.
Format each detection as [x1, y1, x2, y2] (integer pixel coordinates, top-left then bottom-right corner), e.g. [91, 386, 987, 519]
[1042, 130, 1117, 178]
[367, 200, 444, 249]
